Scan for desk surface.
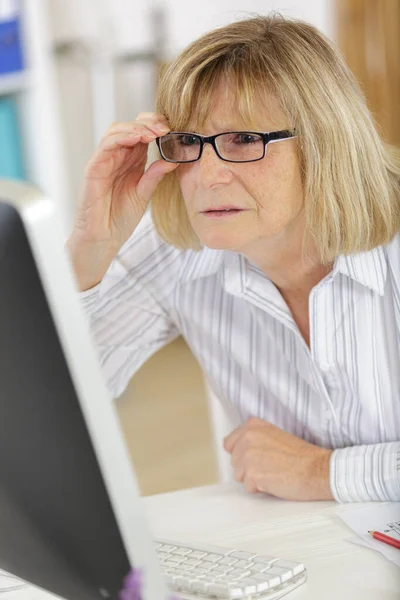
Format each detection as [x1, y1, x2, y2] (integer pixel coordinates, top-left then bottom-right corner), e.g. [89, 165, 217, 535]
[2, 483, 399, 600]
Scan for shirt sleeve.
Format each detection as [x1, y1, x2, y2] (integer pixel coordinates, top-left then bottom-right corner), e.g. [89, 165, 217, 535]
[330, 441, 400, 502]
[78, 282, 101, 318]
[77, 213, 182, 399]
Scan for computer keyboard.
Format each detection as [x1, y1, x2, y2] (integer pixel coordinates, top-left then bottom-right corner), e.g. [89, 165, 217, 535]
[155, 539, 306, 599]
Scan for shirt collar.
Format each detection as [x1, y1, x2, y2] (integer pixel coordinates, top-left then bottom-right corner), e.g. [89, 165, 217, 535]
[178, 238, 393, 297]
[179, 246, 224, 284]
[333, 244, 388, 296]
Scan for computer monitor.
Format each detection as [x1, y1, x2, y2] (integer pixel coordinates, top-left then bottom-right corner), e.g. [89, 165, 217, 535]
[0, 179, 168, 600]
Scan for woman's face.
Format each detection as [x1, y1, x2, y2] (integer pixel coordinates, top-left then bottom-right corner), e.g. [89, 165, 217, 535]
[176, 83, 304, 255]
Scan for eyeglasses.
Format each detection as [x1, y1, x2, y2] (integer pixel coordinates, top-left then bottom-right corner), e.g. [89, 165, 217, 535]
[156, 130, 296, 164]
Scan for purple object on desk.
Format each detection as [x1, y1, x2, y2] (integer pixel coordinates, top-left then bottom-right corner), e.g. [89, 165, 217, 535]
[119, 568, 143, 600]
[119, 567, 180, 600]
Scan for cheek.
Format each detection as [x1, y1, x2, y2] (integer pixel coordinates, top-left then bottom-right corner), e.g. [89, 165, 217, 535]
[176, 167, 195, 202]
[250, 156, 303, 211]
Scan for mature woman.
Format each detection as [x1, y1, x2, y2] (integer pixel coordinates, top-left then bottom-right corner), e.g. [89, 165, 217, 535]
[66, 15, 400, 503]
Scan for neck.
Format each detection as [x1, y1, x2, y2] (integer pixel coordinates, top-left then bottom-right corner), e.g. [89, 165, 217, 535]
[240, 221, 333, 297]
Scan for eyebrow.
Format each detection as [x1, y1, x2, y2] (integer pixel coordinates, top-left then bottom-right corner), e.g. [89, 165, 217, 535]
[185, 126, 263, 134]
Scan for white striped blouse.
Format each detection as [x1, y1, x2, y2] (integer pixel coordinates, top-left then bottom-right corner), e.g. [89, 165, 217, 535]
[79, 211, 400, 503]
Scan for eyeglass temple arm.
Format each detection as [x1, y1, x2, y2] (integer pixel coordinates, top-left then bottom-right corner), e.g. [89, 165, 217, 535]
[264, 130, 296, 143]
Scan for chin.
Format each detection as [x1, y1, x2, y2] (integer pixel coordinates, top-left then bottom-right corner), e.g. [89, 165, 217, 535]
[196, 228, 245, 251]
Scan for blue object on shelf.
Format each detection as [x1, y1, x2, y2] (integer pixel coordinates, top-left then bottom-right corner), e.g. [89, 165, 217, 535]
[0, 96, 25, 180]
[0, 17, 24, 75]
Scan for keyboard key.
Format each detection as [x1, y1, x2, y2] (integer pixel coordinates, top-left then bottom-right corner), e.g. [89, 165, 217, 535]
[251, 573, 273, 583]
[227, 587, 244, 599]
[220, 556, 238, 566]
[206, 553, 225, 562]
[157, 552, 170, 561]
[164, 560, 179, 568]
[160, 545, 177, 553]
[253, 555, 278, 566]
[181, 558, 200, 567]
[179, 563, 195, 571]
[229, 569, 251, 579]
[250, 562, 269, 573]
[165, 569, 185, 577]
[208, 583, 231, 597]
[262, 572, 282, 588]
[230, 551, 256, 561]
[190, 551, 208, 560]
[234, 560, 252, 569]
[167, 555, 184, 564]
[201, 561, 220, 570]
[172, 547, 192, 556]
[213, 565, 233, 574]
[191, 580, 211, 593]
[274, 559, 305, 576]
[217, 576, 238, 584]
[267, 566, 293, 583]
[175, 576, 193, 591]
[252, 579, 270, 593]
[195, 567, 210, 574]
[238, 578, 257, 594]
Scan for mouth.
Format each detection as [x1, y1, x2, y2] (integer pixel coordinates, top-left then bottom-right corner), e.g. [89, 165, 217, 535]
[200, 206, 247, 218]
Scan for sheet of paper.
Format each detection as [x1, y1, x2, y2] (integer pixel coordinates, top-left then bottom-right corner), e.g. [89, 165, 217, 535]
[348, 535, 374, 549]
[336, 503, 400, 567]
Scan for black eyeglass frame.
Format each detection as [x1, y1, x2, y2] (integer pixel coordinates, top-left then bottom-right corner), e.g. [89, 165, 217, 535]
[156, 129, 296, 164]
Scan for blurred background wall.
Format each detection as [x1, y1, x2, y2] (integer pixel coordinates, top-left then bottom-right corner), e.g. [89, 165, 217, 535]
[1, 0, 397, 496]
[336, 0, 400, 146]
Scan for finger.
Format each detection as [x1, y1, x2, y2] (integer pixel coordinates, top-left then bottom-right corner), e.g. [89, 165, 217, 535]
[243, 476, 258, 494]
[85, 133, 153, 180]
[233, 466, 244, 483]
[100, 127, 158, 149]
[223, 424, 245, 453]
[230, 445, 243, 470]
[98, 132, 158, 155]
[136, 112, 169, 123]
[106, 118, 169, 139]
[136, 158, 179, 204]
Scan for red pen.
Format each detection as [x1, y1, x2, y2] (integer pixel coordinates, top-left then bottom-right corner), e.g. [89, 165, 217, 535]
[368, 530, 400, 550]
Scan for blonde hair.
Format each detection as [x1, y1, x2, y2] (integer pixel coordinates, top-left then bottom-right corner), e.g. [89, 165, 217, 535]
[151, 14, 400, 263]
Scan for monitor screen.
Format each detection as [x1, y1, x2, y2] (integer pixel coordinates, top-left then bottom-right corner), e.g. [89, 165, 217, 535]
[0, 199, 131, 600]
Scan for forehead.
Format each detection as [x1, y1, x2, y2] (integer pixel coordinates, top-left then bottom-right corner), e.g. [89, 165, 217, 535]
[187, 78, 286, 133]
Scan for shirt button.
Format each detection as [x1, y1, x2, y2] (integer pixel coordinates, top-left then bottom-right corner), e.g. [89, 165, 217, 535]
[318, 362, 330, 371]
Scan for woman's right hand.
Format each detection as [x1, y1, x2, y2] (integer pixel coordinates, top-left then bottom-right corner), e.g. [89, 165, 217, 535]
[66, 112, 178, 291]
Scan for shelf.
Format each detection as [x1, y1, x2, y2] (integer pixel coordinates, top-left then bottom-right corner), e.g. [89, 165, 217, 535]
[0, 71, 30, 96]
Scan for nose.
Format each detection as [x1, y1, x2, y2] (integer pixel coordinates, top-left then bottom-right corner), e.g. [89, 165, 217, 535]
[195, 142, 233, 187]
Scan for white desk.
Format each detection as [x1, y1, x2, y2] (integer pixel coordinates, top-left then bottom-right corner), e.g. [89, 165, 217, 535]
[2, 483, 399, 600]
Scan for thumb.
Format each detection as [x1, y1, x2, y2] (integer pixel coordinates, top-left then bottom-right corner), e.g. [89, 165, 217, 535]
[136, 159, 179, 203]
[223, 426, 243, 453]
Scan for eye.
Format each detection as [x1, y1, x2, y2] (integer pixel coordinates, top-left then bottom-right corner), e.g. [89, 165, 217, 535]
[177, 134, 200, 147]
[234, 133, 261, 145]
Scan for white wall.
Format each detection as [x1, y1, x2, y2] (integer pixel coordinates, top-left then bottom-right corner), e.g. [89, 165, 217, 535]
[163, 0, 335, 58]
[47, 0, 335, 230]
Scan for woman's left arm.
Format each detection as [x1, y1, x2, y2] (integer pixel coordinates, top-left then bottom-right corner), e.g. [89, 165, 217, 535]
[223, 418, 400, 502]
[330, 441, 400, 502]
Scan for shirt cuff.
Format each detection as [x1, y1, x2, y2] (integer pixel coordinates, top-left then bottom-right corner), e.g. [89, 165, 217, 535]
[330, 442, 400, 502]
[78, 283, 100, 318]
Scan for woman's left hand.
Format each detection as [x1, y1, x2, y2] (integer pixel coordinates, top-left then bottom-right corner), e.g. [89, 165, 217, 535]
[223, 417, 334, 501]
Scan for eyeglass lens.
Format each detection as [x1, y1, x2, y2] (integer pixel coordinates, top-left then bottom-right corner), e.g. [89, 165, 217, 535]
[159, 132, 265, 162]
